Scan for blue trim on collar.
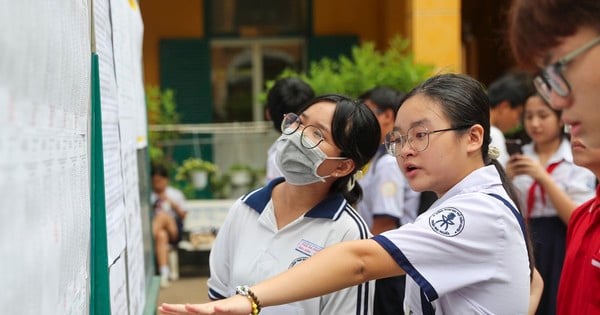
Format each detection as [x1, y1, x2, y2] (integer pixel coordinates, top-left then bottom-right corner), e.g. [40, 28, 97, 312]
[241, 177, 285, 214]
[241, 177, 347, 220]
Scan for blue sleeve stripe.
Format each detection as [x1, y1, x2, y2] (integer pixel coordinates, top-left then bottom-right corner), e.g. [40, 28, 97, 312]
[208, 288, 227, 300]
[353, 280, 371, 315]
[342, 205, 371, 315]
[344, 205, 370, 239]
[372, 235, 439, 301]
[362, 280, 371, 315]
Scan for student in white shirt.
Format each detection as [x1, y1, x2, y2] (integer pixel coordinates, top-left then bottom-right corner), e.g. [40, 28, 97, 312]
[487, 72, 533, 166]
[203, 95, 380, 314]
[506, 94, 595, 314]
[151, 164, 187, 288]
[160, 74, 535, 315]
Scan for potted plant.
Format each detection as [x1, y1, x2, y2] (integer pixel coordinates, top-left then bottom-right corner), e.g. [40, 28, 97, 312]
[228, 164, 255, 187]
[175, 158, 218, 190]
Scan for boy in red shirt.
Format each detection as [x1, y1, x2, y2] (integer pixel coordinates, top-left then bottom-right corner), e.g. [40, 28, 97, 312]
[508, 1, 600, 313]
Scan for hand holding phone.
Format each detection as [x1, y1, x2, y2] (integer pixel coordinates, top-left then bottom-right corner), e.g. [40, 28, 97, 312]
[505, 139, 523, 156]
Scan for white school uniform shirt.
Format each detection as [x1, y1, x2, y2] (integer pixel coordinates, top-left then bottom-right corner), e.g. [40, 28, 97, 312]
[265, 141, 283, 184]
[373, 166, 530, 315]
[357, 147, 420, 227]
[490, 125, 509, 166]
[150, 186, 186, 219]
[512, 138, 596, 218]
[208, 178, 374, 315]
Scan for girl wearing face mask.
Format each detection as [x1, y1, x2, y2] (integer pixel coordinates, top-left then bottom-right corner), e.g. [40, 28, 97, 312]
[506, 94, 596, 315]
[160, 74, 540, 315]
[200, 94, 380, 315]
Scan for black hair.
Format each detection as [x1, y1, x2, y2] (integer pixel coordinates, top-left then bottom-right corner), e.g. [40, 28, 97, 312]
[405, 73, 535, 277]
[300, 94, 381, 204]
[359, 86, 405, 115]
[266, 78, 315, 133]
[151, 164, 169, 179]
[487, 72, 534, 109]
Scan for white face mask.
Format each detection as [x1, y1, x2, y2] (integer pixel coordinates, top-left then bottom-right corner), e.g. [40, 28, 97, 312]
[275, 131, 345, 185]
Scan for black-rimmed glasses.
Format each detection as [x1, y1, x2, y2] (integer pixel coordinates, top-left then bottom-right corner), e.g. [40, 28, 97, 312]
[385, 125, 471, 156]
[281, 113, 326, 149]
[534, 36, 600, 103]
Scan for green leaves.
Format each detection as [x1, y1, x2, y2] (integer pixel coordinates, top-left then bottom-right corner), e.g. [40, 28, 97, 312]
[146, 85, 180, 164]
[265, 36, 434, 99]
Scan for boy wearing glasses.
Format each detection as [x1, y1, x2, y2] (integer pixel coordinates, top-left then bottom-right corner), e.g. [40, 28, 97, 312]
[509, 1, 600, 314]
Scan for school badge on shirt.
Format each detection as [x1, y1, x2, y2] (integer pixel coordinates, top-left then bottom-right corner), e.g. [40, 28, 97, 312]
[429, 207, 465, 237]
[290, 239, 323, 269]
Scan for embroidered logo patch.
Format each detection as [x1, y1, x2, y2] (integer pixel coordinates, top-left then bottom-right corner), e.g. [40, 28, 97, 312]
[289, 257, 308, 269]
[429, 207, 465, 237]
[295, 239, 323, 257]
[380, 181, 397, 197]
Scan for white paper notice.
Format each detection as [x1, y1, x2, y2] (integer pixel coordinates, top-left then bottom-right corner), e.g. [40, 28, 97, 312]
[110, 254, 129, 315]
[95, 0, 127, 265]
[111, 0, 148, 313]
[0, 2, 90, 314]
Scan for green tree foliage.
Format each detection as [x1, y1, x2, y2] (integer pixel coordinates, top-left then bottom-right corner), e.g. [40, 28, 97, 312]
[263, 36, 434, 100]
[146, 86, 180, 165]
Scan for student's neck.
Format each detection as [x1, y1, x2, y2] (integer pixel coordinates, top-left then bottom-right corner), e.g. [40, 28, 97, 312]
[436, 160, 485, 199]
[534, 137, 561, 161]
[272, 182, 330, 229]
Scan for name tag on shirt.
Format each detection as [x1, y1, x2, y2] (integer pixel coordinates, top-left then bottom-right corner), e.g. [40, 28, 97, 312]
[295, 239, 323, 257]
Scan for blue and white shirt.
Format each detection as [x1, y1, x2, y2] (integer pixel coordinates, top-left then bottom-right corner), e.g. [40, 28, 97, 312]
[373, 166, 530, 315]
[208, 178, 374, 315]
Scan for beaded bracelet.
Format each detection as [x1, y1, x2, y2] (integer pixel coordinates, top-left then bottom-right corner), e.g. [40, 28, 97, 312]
[235, 285, 262, 315]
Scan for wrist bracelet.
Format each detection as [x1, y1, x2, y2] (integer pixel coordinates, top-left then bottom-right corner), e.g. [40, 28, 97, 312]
[235, 285, 262, 315]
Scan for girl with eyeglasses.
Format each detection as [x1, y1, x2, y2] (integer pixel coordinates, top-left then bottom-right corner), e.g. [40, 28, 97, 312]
[509, 1, 600, 313]
[506, 94, 596, 315]
[160, 74, 535, 315]
[180, 94, 380, 315]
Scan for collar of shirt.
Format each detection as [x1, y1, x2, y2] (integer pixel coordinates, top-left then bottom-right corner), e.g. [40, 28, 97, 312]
[522, 137, 573, 165]
[241, 177, 348, 220]
[430, 165, 504, 208]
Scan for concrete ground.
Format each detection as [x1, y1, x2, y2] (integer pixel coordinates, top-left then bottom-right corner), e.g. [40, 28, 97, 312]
[156, 250, 211, 307]
[156, 276, 209, 306]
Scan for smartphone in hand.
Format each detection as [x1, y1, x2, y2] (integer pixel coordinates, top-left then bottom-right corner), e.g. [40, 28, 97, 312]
[505, 139, 523, 156]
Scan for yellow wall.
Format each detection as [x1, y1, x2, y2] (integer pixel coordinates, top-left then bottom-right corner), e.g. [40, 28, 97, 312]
[139, 0, 462, 86]
[409, 0, 462, 72]
[140, 0, 204, 86]
[313, 0, 407, 50]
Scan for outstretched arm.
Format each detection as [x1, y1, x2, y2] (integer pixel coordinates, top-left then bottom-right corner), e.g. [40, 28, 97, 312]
[160, 239, 402, 314]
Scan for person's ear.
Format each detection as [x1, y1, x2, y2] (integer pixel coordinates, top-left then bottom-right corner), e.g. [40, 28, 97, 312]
[466, 124, 484, 154]
[333, 159, 355, 178]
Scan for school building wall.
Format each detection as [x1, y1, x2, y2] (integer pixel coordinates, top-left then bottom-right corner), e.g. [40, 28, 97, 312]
[140, 0, 462, 88]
